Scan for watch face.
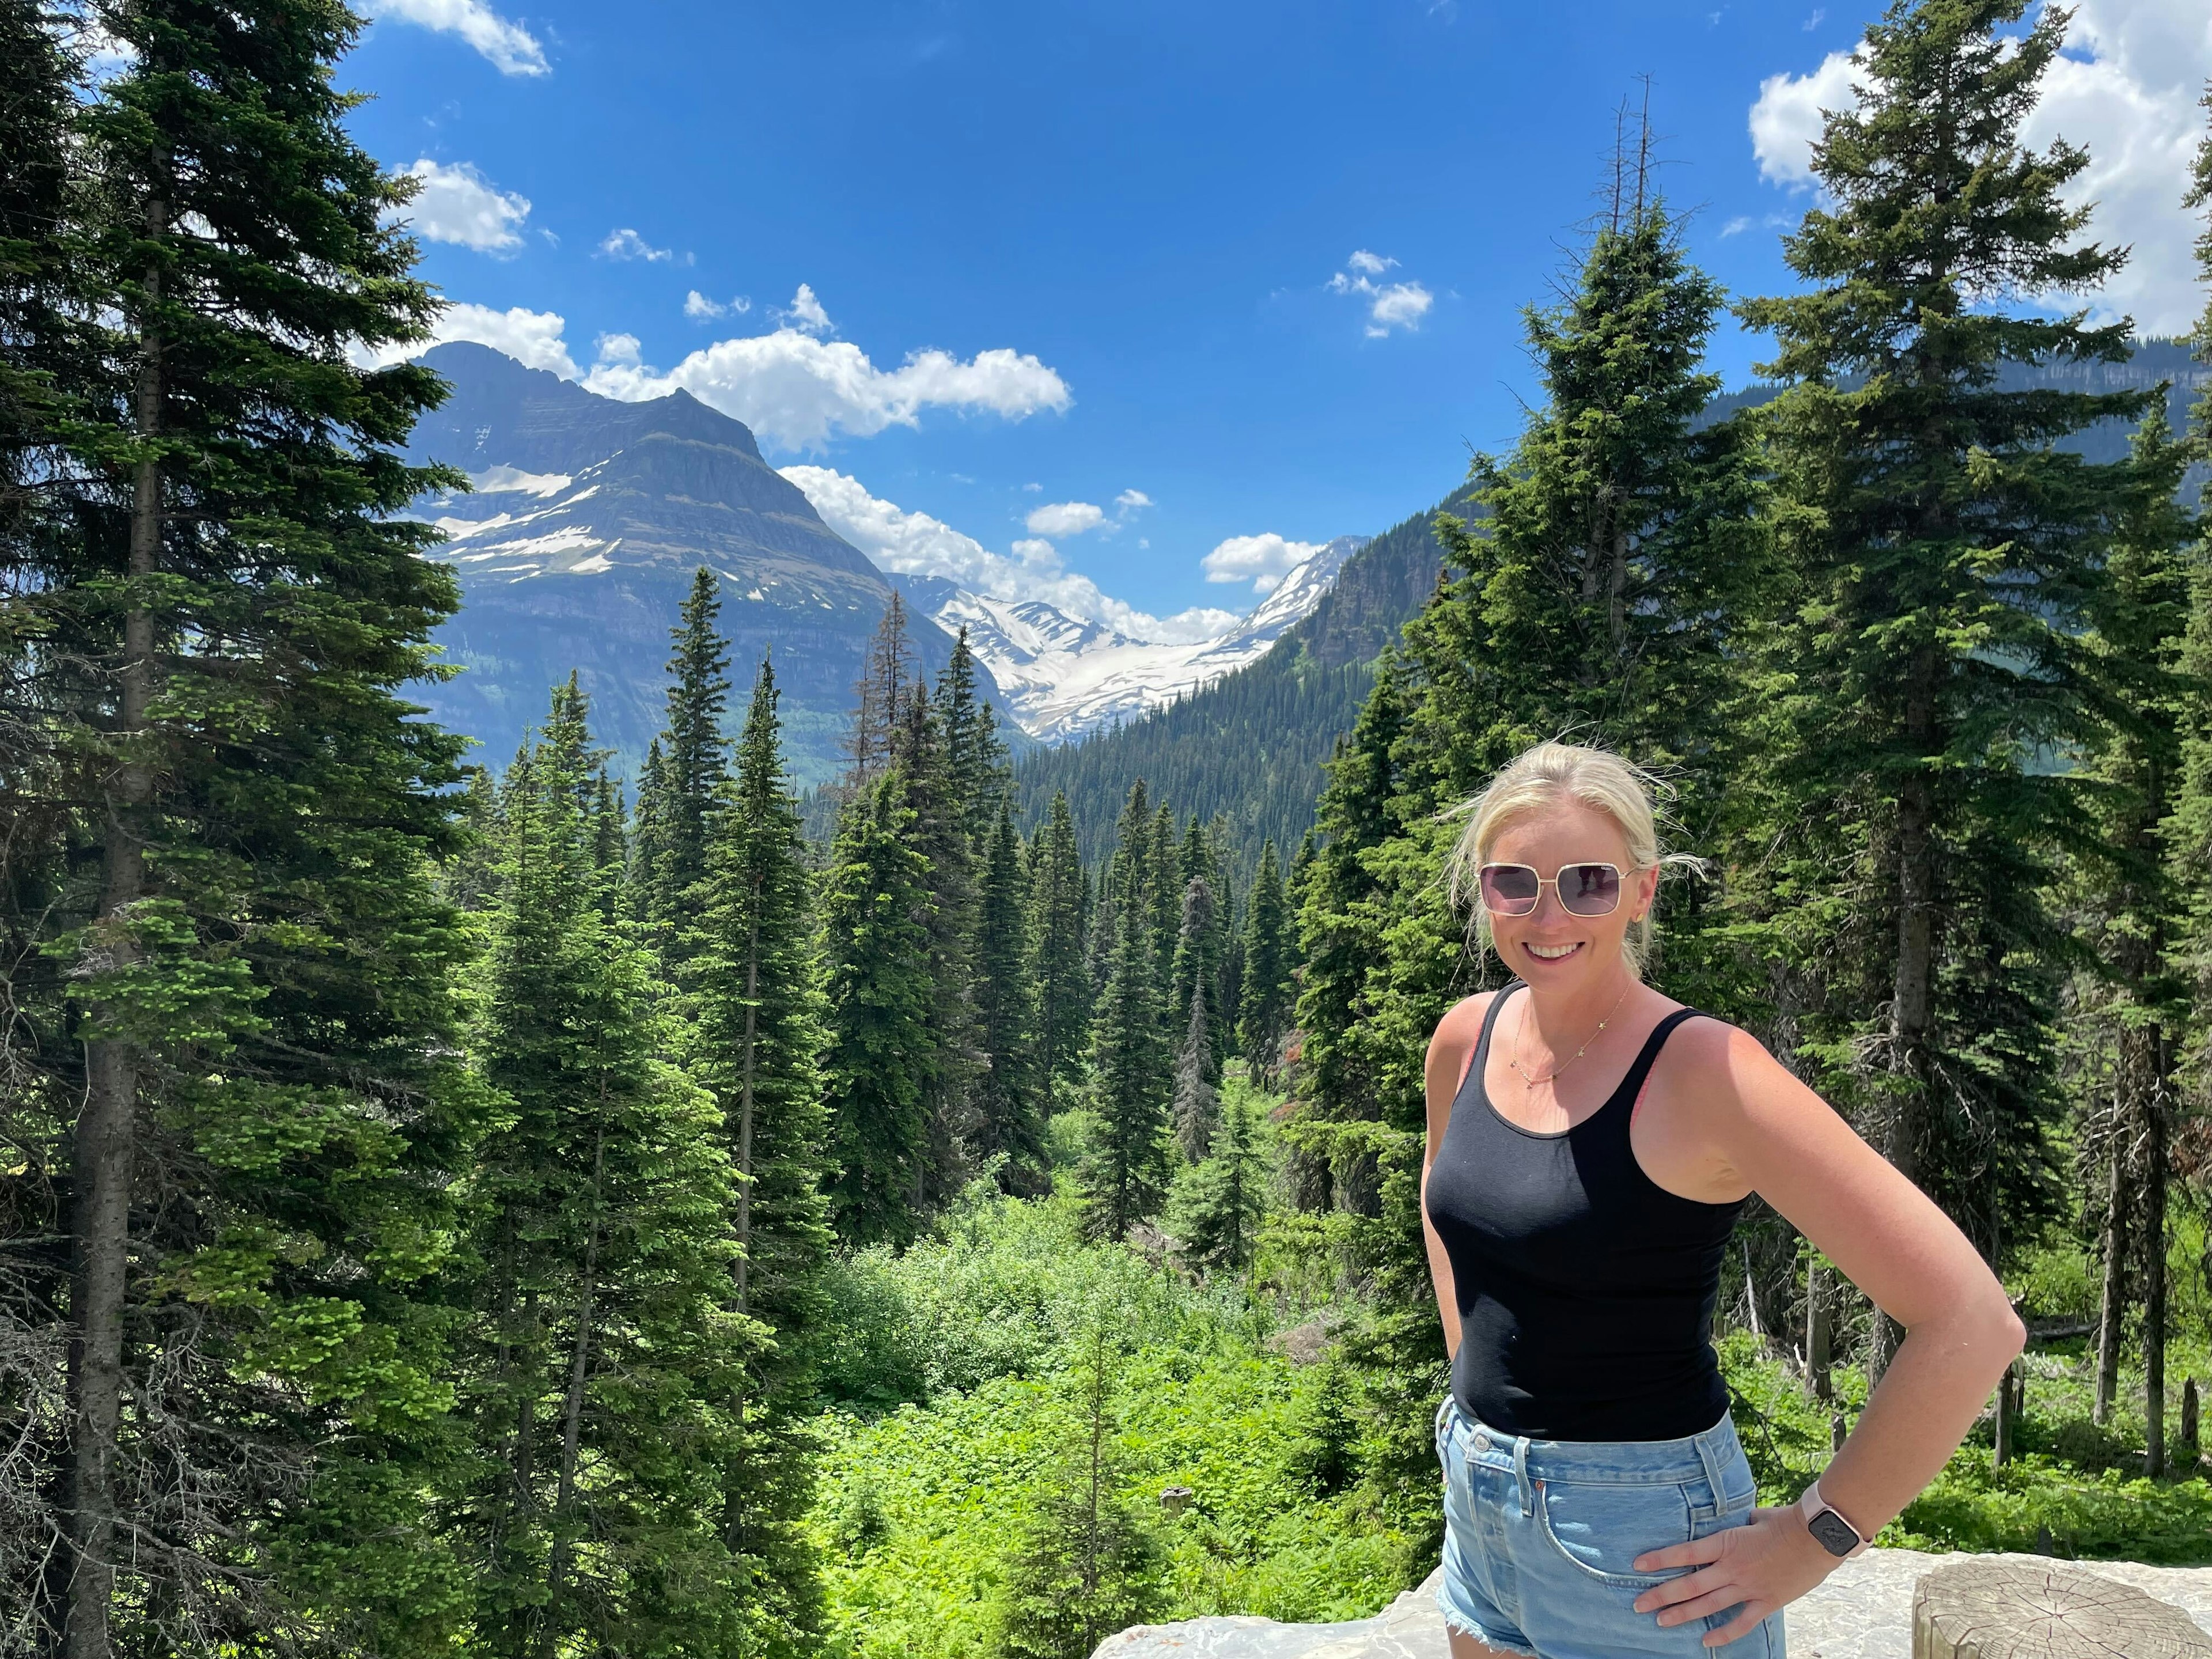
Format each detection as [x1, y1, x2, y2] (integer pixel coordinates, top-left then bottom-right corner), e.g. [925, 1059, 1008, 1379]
[1808, 1509, 1859, 1558]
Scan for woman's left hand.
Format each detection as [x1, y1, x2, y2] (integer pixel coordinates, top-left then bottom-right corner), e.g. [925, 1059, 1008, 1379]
[1629, 1504, 1839, 1648]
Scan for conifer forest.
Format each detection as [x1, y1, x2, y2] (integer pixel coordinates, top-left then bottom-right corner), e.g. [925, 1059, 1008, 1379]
[9, 2, 2212, 1657]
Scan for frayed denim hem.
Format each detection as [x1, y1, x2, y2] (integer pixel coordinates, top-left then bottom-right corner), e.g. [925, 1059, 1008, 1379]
[1435, 1591, 1541, 1657]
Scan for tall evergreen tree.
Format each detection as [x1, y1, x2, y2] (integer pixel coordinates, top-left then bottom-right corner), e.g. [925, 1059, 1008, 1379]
[1171, 972, 1218, 1163]
[938, 624, 1010, 842]
[1146, 804, 1181, 984]
[1168, 1087, 1267, 1276]
[1167, 874, 1222, 1098]
[1, 5, 483, 1645]
[631, 735, 672, 923]
[461, 681, 750, 1657]
[844, 593, 913, 786]
[1238, 840, 1296, 1082]
[976, 801, 1049, 1193]
[819, 772, 937, 1247]
[690, 654, 834, 1648]
[650, 565, 733, 964]
[1084, 821, 1172, 1240]
[1027, 790, 1092, 1090]
[1737, 0, 2153, 1366]
[896, 678, 982, 1217]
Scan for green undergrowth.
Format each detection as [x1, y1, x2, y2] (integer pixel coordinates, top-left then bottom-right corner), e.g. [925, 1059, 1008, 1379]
[1720, 1309, 2212, 1565]
[805, 1184, 1414, 1659]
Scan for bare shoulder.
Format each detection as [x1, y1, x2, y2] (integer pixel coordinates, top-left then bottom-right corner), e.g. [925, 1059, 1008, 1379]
[1646, 1010, 1835, 1135]
[1432, 989, 1498, 1051]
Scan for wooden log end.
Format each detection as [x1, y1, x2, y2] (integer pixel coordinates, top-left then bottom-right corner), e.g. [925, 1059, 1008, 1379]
[1912, 1559, 2212, 1659]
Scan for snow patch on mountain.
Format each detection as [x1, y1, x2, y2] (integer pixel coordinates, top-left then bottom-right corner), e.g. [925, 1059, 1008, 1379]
[890, 535, 1368, 743]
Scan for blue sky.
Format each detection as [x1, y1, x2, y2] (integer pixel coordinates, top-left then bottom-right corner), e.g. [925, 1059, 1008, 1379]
[350, 0, 2209, 639]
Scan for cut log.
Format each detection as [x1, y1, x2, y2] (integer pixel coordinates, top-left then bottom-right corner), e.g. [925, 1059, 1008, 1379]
[1913, 1558, 2212, 1658]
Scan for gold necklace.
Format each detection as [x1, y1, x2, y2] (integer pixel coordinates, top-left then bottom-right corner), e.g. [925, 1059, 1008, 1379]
[1509, 982, 1633, 1090]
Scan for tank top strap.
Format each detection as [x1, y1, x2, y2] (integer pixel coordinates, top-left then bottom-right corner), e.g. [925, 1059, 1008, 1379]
[1608, 1005, 1706, 1116]
[1457, 982, 1522, 1104]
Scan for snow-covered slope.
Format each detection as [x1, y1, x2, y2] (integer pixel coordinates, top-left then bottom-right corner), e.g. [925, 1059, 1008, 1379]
[890, 536, 1368, 743]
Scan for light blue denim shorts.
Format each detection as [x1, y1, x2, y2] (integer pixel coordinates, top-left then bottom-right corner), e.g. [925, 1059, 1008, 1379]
[1434, 1393, 1786, 1658]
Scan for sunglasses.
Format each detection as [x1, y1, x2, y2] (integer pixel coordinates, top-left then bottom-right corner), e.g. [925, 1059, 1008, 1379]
[1476, 861, 1625, 918]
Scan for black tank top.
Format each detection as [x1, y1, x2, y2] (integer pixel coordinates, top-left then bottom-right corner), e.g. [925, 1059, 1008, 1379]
[1423, 984, 1745, 1441]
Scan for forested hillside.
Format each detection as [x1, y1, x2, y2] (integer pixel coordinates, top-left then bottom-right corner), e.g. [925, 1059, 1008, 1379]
[9, 5, 2212, 1659]
[1013, 485, 1474, 880]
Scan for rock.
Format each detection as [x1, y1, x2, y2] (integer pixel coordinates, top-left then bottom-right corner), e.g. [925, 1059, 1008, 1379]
[1093, 1550, 2212, 1658]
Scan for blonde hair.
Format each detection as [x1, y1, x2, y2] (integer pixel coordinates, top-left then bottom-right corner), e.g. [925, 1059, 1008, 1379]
[1444, 740, 1692, 975]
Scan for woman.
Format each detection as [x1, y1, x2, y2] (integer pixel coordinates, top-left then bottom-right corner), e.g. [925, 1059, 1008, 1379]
[1420, 742, 2022, 1658]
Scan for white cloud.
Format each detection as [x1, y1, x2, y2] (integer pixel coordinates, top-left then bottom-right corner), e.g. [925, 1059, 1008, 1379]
[581, 305, 1072, 451]
[1114, 488, 1154, 514]
[685, 290, 751, 320]
[600, 227, 674, 263]
[351, 302, 579, 377]
[594, 332, 642, 366]
[1719, 215, 1752, 238]
[362, 0, 547, 75]
[1749, 44, 1862, 188]
[1025, 500, 1106, 536]
[779, 283, 832, 335]
[1328, 252, 1434, 336]
[1748, 4, 2212, 334]
[783, 467, 1235, 643]
[1201, 532, 1327, 593]
[1803, 8, 1825, 30]
[392, 159, 530, 253]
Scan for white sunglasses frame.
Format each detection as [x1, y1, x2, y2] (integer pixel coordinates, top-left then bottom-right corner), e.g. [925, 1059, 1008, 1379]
[1475, 860, 1627, 918]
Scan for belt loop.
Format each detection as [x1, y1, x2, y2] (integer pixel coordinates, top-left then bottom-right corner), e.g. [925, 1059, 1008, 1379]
[1513, 1435, 1534, 1516]
[1694, 1419, 1732, 1509]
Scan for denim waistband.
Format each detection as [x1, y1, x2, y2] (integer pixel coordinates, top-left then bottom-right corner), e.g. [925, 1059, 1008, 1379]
[1438, 1393, 1743, 1494]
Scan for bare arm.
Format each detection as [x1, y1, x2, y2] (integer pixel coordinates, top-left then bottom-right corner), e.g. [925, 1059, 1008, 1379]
[1421, 993, 1494, 1365]
[1694, 1021, 2023, 1536]
[1632, 1021, 2024, 1646]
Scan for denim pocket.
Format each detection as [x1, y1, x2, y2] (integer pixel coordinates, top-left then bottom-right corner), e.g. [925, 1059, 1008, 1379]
[1534, 1478, 1696, 1586]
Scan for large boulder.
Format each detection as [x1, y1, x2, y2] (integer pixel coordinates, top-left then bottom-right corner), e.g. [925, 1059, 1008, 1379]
[1093, 1550, 2212, 1658]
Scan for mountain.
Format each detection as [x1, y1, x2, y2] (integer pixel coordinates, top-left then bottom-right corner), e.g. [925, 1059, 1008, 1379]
[887, 535, 1368, 743]
[1014, 493, 1471, 882]
[403, 342, 993, 786]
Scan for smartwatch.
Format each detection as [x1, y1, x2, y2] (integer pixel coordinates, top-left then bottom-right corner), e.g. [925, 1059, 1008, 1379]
[1797, 1479, 1870, 1559]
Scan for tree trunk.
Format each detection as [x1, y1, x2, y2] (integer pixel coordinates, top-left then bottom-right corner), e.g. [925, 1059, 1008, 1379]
[66, 199, 166, 1659]
[736, 900, 758, 1313]
[1878, 691, 1938, 1393]
[2094, 1139, 2127, 1427]
[2180, 1376, 2198, 1465]
[1994, 1357, 2015, 1469]
[1807, 1260, 1834, 1403]
[547, 1127, 606, 1623]
[2143, 1051, 2169, 1480]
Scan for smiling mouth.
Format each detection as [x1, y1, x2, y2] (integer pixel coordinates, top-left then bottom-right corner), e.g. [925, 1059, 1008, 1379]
[1524, 941, 1584, 961]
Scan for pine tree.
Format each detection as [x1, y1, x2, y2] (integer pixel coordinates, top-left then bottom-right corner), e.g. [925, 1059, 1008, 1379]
[1168, 1087, 1267, 1275]
[819, 772, 937, 1247]
[1028, 791, 1092, 1091]
[846, 593, 914, 786]
[631, 736, 672, 923]
[1238, 840, 1296, 1082]
[1146, 804, 1181, 984]
[976, 801, 1049, 1193]
[1168, 873, 1221, 1098]
[651, 565, 733, 965]
[1737, 1, 2153, 1365]
[996, 1331, 1162, 1659]
[938, 624, 1010, 842]
[463, 681, 749, 1656]
[1171, 972, 1218, 1162]
[1084, 855, 1172, 1240]
[1, 3, 484, 1644]
[691, 654, 834, 1646]
[897, 677, 982, 1218]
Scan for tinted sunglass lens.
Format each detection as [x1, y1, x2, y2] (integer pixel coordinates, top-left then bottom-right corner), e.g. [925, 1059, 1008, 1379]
[1480, 865, 1540, 912]
[1561, 864, 1621, 915]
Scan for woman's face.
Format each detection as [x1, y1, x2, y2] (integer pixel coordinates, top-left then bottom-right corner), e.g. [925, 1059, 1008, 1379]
[1482, 801, 1657, 988]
